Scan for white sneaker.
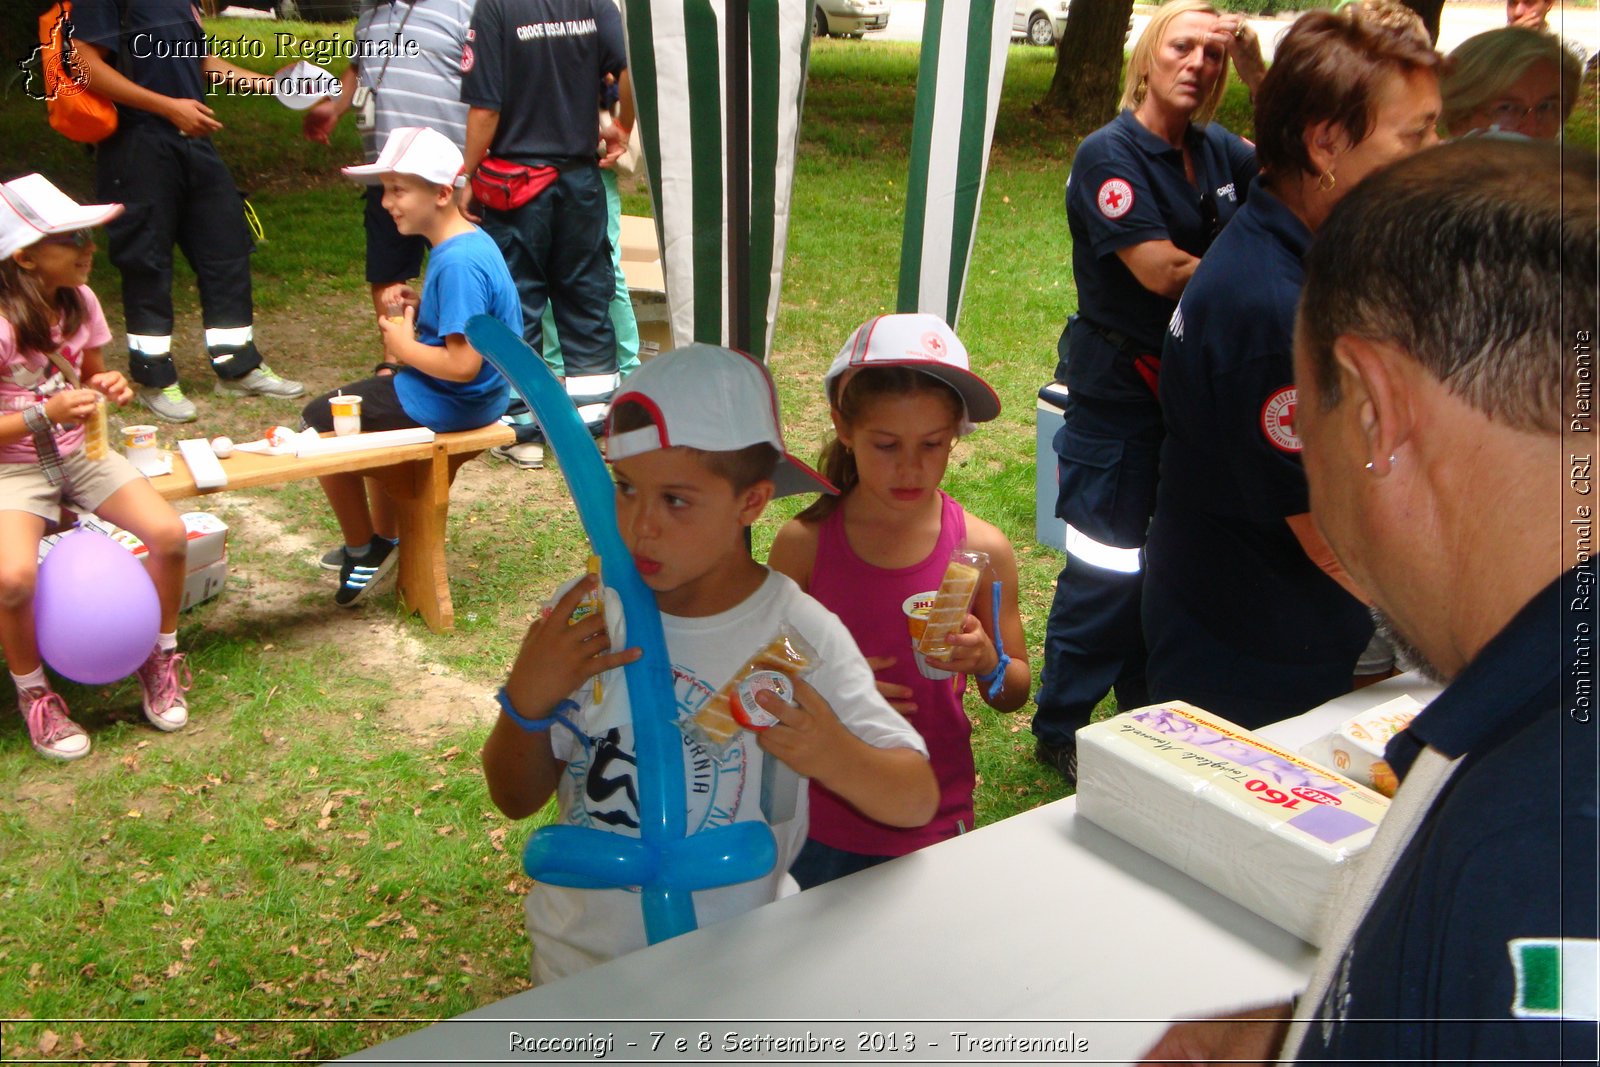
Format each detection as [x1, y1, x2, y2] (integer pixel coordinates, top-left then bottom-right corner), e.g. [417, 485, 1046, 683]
[137, 384, 198, 423]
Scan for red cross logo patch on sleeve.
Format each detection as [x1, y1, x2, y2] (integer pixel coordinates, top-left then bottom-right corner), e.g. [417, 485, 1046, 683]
[1261, 386, 1301, 453]
[460, 44, 475, 73]
[1097, 178, 1135, 220]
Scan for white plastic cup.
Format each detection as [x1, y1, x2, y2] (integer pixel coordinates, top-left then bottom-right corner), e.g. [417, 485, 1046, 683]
[902, 592, 953, 681]
[122, 424, 158, 468]
[330, 393, 363, 437]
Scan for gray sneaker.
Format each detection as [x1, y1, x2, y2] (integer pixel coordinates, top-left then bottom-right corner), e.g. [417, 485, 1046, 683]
[137, 383, 198, 423]
[490, 441, 544, 470]
[215, 365, 305, 399]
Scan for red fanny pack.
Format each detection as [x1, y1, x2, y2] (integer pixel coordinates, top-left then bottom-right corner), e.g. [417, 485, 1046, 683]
[470, 157, 559, 212]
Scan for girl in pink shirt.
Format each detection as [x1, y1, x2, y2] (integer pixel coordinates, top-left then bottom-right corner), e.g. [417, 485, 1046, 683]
[769, 314, 1030, 887]
[0, 175, 193, 761]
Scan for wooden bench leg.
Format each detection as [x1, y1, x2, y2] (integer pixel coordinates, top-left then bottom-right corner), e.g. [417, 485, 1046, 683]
[371, 446, 453, 633]
[368, 445, 491, 634]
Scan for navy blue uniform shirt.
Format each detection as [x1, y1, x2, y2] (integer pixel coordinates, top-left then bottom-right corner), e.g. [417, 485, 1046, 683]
[1296, 568, 1599, 1063]
[73, 0, 206, 130]
[460, 0, 627, 167]
[1065, 109, 1256, 351]
[1143, 177, 1371, 722]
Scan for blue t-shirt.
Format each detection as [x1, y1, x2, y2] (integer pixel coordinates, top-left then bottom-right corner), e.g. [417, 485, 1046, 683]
[1295, 569, 1598, 1063]
[1065, 109, 1257, 351]
[72, 0, 205, 130]
[1144, 178, 1372, 720]
[393, 226, 519, 431]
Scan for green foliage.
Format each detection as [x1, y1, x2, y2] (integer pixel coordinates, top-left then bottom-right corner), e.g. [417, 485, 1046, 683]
[1, 19, 1589, 1063]
[1213, 0, 1330, 13]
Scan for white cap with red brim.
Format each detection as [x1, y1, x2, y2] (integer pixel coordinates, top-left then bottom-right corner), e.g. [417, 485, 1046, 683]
[606, 344, 836, 499]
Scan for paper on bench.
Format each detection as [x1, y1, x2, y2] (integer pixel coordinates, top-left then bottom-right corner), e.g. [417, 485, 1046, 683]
[294, 426, 435, 457]
[177, 438, 228, 489]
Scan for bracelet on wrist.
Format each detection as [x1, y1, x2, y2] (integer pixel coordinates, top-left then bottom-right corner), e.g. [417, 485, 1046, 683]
[974, 580, 1010, 701]
[496, 687, 580, 735]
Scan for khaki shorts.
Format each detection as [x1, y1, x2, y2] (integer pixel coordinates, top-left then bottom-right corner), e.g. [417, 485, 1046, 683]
[0, 448, 145, 523]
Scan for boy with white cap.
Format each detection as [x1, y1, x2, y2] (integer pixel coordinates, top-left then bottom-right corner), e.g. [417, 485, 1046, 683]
[303, 126, 521, 606]
[482, 343, 937, 983]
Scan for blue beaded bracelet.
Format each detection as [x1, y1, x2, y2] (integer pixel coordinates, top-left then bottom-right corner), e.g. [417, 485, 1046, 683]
[974, 580, 1010, 701]
[496, 687, 581, 736]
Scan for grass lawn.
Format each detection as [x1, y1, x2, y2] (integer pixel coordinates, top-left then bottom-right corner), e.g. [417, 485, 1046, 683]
[0, 18, 1593, 1062]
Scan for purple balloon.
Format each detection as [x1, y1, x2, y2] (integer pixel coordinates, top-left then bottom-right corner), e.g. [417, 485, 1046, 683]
[35, 529, 160, 685]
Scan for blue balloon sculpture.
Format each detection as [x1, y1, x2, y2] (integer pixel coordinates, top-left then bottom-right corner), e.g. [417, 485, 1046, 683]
[466, 315, 777, 945]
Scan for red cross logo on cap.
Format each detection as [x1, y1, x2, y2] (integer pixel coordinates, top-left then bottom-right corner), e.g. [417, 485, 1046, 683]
[1097, 178, 1134, 219]
[921, 331, 947, 360]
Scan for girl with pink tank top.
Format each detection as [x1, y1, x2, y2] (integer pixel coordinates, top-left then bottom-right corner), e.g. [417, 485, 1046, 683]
[768, 314, 1031, 888]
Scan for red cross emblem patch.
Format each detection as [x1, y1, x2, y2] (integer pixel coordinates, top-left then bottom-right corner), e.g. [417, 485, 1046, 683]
[1097, 178, 1135, 219]
[1261, 386, 1301, 453]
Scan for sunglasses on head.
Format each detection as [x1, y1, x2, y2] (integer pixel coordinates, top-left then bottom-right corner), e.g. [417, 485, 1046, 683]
[36, 229, 94, 249]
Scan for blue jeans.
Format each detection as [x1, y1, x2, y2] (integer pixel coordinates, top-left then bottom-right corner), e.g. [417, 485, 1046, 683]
[479, 166, 618, 424]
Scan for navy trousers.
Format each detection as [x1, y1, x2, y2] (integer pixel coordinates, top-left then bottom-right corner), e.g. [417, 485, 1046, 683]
[95, 122, 260, 387]
[1033, 321, 1163, 747]
[479, 166, 618, 430]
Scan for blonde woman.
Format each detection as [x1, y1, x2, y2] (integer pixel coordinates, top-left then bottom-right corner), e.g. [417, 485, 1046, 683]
[1444, 26, 1581, 139]
[1034, 0, 1262, 783]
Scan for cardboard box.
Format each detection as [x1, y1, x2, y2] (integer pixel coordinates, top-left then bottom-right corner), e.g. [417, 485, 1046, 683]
[40, 513, 229, 612]
[181, 556, 228, 612]
[1300, 694, 1423, 797]
[620, 214, 672, 360]
[1076, 702, 1390, 946]
[1036, 382, 1069, 552]
[67, 511, 228, 571]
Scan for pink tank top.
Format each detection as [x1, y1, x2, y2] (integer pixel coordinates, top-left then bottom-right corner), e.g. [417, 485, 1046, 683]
[806, 491, 975, 855]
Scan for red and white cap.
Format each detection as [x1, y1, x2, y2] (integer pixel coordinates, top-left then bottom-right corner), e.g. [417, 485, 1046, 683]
[606, 344, 836, 499]
[342, 126, 467, 188]
[825, 313, 1001, 424]
[0, 174, 122, 260]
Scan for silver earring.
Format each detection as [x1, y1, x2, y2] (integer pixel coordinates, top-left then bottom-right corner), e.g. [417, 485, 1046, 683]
[1364, 454, 1397, 473]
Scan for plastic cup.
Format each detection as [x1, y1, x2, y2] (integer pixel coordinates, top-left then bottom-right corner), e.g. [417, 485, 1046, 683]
[122, 424, 158, 468]
[330, 393, 363, 437]
[902, 592, 952, 681]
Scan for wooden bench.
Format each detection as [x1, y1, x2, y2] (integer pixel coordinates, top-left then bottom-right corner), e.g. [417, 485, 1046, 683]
[147, 423, 512, 633]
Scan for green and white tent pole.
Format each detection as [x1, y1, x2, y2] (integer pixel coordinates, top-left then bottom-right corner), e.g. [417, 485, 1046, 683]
[897, 0, 1013, 327]
[622, 0, 812, 362]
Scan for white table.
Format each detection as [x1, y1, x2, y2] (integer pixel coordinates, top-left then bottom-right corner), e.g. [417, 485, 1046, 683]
[345, 675, 1440, 1065]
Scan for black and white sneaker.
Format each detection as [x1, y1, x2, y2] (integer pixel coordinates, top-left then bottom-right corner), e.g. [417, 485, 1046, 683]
[335, 535, 399, 607]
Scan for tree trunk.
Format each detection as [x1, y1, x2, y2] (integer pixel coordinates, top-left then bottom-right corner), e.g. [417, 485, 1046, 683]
[1399, 0, 1444, 44]
[1038, 0, 1136, 125]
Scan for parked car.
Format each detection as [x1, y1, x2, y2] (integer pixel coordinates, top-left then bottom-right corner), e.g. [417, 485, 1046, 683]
[1014, 0, 1068, 47]
[813, 0, 889, 39]
[221, 0, 359, 22]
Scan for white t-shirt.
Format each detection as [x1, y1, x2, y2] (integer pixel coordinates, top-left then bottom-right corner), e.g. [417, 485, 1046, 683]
[526, 569, 928, 984]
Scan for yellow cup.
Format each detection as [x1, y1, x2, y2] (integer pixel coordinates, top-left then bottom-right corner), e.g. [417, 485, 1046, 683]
[329, 393, 363, 436]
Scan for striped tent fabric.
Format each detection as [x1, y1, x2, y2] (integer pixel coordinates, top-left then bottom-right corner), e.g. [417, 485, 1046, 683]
[897, 0, 1013, 326]
[622, 0, 812, 361]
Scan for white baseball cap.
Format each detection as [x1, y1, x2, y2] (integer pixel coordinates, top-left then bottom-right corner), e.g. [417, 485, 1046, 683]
[0, 174, 122, 260]
[342, 126, 466, 188]
[825, 313, 1001, 424]
[606, 344, 836, 499]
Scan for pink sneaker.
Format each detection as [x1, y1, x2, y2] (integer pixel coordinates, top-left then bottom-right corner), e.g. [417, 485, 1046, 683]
[135, 647, 191, 732]
[18, 685, 90, 761]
